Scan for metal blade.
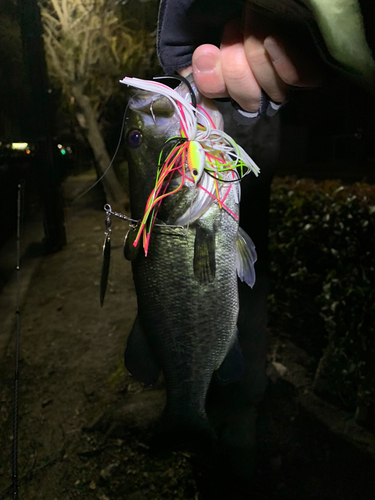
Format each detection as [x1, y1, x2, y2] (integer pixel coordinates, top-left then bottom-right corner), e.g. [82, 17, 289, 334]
[100, 233, 111, 307]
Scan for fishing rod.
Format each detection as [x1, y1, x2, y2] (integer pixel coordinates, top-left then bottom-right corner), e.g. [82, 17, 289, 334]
[13, 181, 23, 499]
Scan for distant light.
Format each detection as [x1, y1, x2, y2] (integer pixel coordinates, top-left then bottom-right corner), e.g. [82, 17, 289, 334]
[57, 143, 68, 155]
[12, 142, 29, 151]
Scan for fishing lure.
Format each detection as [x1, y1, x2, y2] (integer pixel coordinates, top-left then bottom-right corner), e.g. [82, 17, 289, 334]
[120, 76, 260, 256]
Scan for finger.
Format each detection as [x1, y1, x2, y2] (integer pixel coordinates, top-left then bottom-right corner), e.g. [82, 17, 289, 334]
[192, 44, 228, 98]
[264, 36, 322, 87]
[244, 34, 288, 103]
[220, 19, 262, 112]
[243, 8, 288, 103]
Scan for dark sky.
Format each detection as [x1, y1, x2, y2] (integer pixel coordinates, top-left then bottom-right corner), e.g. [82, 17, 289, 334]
[0, 0, 29, 139]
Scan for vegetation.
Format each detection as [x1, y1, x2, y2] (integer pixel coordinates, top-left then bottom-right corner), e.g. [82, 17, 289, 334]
[40, 0, 158, 205]
[269, 177, 375, 418]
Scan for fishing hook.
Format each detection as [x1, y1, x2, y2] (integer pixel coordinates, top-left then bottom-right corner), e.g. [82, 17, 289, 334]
[153, 75, 197, 108]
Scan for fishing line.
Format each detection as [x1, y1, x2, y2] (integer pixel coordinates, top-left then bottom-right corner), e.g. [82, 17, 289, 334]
[55, 98, 136, 281]
[72, 99, 132, 204]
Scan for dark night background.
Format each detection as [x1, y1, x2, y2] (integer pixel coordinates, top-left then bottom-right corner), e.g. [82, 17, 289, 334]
[0, 1, 375, 499]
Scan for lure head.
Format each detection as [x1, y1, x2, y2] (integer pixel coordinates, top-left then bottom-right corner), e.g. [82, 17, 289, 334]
[187, 141, 205, 185]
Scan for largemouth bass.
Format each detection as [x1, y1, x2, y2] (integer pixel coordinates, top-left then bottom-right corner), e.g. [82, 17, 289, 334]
[121, 75, 259, 442]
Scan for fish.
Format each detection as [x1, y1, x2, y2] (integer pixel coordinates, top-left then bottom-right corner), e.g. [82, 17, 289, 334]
[121, 75, 259, 444]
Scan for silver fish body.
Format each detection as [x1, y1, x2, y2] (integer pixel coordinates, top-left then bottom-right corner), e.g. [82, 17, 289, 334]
[123, 79, 256, 439]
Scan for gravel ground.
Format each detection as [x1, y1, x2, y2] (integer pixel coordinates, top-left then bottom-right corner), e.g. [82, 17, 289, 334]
[0, 174, 374, 500]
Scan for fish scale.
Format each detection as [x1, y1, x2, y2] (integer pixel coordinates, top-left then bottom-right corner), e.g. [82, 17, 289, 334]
[131, 211, 238, 411]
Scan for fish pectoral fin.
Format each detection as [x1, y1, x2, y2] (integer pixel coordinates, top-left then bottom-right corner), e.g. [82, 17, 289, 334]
[193, 225, 216, 284]
[124, 316, 161, 386]
[236, 227, 257, 288]
[215, 332, 245, 384]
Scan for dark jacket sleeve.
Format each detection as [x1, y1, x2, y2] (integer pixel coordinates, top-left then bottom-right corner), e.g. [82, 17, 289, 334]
[157, 0, 243, 73]
[157, 0, 375, 92]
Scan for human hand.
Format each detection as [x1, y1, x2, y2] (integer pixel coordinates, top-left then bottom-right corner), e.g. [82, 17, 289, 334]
[180, 7, 322, 114]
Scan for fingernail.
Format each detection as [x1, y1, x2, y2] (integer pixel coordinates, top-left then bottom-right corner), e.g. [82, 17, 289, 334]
[194, 54, 216, 73]
[264, 36, 284, 64]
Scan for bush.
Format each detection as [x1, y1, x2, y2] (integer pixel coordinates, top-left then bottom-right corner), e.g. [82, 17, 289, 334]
[269, 177, 375, 412]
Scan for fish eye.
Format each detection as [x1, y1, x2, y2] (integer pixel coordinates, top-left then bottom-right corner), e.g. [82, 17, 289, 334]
[127, 129, 142, 148]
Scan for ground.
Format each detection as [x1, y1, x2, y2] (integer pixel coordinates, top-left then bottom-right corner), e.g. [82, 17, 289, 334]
[0, 173, 374, 500]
